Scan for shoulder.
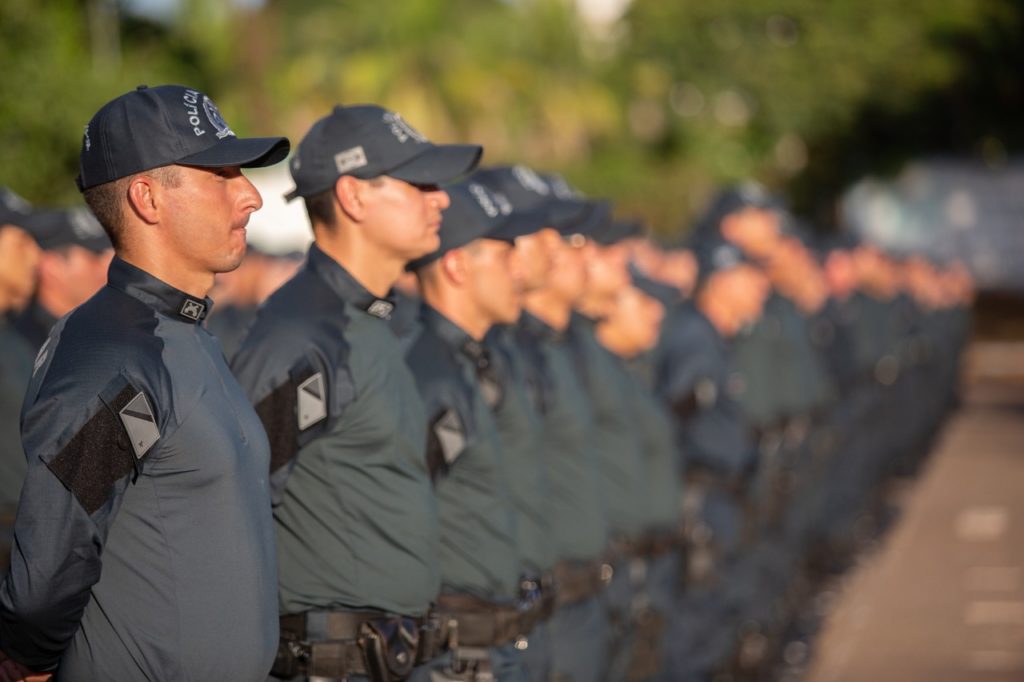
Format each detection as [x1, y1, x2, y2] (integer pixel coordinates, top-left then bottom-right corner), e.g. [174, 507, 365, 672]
[22, 290, 175, 465]
[233, 272, 355, 392]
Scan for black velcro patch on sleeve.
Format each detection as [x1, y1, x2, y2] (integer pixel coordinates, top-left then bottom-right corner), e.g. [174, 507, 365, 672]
[255, 377, 302, 475]
[46, 385, 142, 516]
[255, 361, 325, 476]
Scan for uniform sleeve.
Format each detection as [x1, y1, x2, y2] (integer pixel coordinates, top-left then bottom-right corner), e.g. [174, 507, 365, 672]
[233, 346, 354, 505]
[0, 374, 160, 671]
[656, 336, 716, 417]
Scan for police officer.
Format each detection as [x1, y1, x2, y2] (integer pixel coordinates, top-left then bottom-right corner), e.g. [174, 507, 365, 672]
[474, 166, 611, 682]
[655, 243, 769, 680]
[405, 181, 546, 680]
[0, 84, 290, 680]
[230, 104, 481, 682]
[0, 189, 42, 581]
[595, 280, 684, 681]
[13, 207, 112, 352]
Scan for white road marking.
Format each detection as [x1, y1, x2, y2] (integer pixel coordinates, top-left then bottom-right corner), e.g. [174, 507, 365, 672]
[955, 506, 1010, 541]
[964, 601, 1024, 626]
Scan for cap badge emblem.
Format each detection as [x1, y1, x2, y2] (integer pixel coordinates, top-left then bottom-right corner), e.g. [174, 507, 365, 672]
[203, 96, 235, 139]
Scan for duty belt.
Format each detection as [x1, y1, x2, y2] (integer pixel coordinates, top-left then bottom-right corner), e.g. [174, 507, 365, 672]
[518, 573, 556, 634]
[553, 559, 608, 606]
[273, 609, 443, 681]
[434, 593, 523, 648]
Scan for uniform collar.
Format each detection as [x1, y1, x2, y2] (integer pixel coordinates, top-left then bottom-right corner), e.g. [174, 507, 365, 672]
[306, 243, 396, 320]
[420, 304, 482, 359]
[518, 310, 565, 342]
[107, 257, 213, 324]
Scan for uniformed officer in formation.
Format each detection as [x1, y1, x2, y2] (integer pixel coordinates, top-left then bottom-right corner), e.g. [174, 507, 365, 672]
[405, 180, 548, 680]
[0, 190, 42, 583]
[230, 104, 481, 681]
[0, 84, 290, 681]
[0, 92, 974, 682]
[11, 207, 112, 353]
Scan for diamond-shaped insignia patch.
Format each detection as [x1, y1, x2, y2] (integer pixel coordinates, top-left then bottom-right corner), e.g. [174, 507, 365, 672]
[433, 409, 466, 465]
[297, 373, 327, 431]
[118, 391, 160, 459]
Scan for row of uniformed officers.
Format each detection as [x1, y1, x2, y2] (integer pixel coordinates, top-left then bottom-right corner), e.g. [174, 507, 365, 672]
[0, 85, 972, 682]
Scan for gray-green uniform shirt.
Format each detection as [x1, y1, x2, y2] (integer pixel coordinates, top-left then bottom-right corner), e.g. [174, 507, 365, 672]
[0, 315, 34, 516]
[231, 244, 439, 616]
[566, 313, 647, 541]
[405, 306, 520, 601]
[515, 312, 607, 563]
[485, 324, 555, 576]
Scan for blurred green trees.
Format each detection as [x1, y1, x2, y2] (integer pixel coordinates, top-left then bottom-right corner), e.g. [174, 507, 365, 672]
[0, 0, 1019, 233]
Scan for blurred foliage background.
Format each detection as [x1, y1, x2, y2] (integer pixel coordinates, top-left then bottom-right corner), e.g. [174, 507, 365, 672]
[1, 0, 1021, 235]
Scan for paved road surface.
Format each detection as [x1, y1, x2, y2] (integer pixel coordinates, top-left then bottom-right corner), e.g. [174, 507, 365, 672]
[805, 381, 1024, 682]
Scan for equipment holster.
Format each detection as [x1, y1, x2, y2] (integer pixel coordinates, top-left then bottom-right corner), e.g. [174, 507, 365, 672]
[359, 617, 419, 681]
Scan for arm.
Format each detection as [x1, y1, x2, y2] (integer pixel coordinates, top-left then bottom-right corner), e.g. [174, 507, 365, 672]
[0, 379, 158, 671]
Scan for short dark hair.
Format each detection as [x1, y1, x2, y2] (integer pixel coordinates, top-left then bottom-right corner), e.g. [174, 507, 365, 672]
[303, 187, 338, 232]
[82, 165, 180, 250]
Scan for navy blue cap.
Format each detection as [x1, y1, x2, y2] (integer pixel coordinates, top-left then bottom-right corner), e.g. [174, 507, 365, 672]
[0, 187, 34, 230]
[285, 105, 482, 201]
[689, 181, 784, 242]
[693, 239, 751, 290]
[407, 181, 545, 271]
[77, 85, 290, 191]
[470, 165, 590, 232]
[27, 207, 112, 253]
[630, 265, 680, 307]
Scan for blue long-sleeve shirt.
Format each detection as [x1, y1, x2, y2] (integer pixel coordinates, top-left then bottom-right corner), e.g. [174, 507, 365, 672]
[0, 257, 278, 680]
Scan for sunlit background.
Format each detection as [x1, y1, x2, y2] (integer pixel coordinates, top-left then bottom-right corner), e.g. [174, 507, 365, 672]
[2, 0, 1022, 286]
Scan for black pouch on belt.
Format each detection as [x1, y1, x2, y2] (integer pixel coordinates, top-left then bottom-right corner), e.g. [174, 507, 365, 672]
[271, 627, 310, 679]
[359, 617, 420, 681]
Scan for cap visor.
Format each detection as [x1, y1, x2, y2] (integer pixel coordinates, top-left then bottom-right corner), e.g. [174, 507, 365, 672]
[177, 136, 291, 170]
[556, 200, 612, 238]
[544, 197, 590, 231]
[387, 144, 483, 185]
[488, 207, 548, 243]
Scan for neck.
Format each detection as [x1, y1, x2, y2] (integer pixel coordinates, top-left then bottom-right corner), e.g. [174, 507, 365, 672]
[596, 323, 633, 358]
[117, 248, 214, 299]
[36, 286, 74, 319]
[697, 294, 735, 337]
[0, 288, 16, 314]
[524, 288, 573, 331]
[421, 285, 490, 341]
[575, 291, 613, 321]
[316, 224, 403, 298]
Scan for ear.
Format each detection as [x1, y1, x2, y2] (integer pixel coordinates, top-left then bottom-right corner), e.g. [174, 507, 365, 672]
[334, 176, 366, 222]
[126, 175, 162, 225]
[37, 250, 66, 285]
[439, 249, 469, 286]
[719, 213, 739, 241]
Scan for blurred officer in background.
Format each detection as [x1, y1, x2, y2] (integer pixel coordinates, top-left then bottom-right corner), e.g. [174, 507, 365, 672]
[206, 247, 302, 358]
[13, 207, 112, 352]
[0, 189, 41, 582]
[231, 104, 480, 682]
[0, 83, 290, 681]
[405, 180, 546, 681]
[596, 277, 684, 681]
[475, 165, 611, 682]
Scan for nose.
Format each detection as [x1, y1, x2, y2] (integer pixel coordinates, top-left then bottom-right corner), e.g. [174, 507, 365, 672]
[428, 188, 450, 210]
[509, 245, 527, 286]
[236, 172, 263, 214]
